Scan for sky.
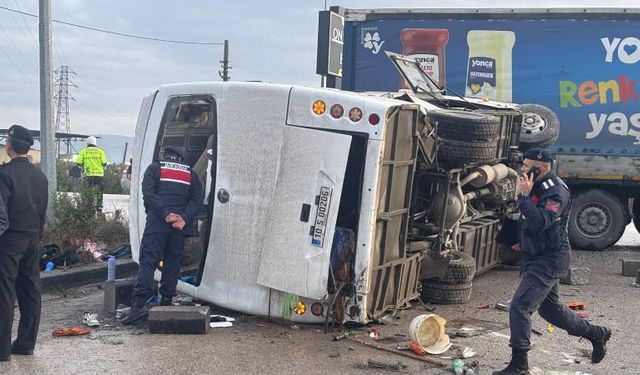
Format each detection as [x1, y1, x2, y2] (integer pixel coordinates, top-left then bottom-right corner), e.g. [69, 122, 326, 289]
[0, 0, 638, 137]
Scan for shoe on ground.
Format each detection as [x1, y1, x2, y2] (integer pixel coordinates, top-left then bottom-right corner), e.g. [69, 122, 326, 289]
[121, 303, 149, 325]
[492, 348, 530, 375]
[82, 312, 100, 327]
[583, 324, 612, 363]
[10, 343, 33, 355]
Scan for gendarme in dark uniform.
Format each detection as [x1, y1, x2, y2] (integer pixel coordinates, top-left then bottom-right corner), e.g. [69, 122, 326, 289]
[0, 125, 48, 362]
[122, 146, 203, 324]
[493, 148, 611, 375]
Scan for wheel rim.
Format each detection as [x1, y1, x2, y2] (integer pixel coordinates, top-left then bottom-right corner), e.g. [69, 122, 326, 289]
[575, 203, 611, 238]
[522, 112, 547, 135]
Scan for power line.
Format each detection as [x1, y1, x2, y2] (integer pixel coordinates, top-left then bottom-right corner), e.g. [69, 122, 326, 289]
[0, 4, 224, 45]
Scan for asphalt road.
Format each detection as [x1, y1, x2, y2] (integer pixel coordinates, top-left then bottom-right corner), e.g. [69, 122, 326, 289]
[2, 248, 638, 375]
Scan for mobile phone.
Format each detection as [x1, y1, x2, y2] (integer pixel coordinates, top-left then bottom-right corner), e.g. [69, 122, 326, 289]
[528, 167, 541, 180]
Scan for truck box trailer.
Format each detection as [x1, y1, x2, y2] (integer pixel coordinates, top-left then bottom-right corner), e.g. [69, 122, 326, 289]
[329, 7, 640, 250]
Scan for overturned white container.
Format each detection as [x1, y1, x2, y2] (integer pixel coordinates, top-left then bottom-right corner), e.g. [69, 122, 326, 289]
[409, 314, 452, 354]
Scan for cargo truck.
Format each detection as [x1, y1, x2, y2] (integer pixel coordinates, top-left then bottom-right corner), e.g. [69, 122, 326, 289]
[327, 7, 640, 251]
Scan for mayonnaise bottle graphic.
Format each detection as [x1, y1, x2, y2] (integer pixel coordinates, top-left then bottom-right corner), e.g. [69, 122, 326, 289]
[465, 30, 515, 102]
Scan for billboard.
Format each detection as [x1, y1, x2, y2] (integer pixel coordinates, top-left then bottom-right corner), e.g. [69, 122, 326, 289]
[343, 18, 640, 156]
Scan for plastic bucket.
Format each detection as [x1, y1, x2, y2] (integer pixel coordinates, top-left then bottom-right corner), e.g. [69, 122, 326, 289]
[408, 314, 452, 354]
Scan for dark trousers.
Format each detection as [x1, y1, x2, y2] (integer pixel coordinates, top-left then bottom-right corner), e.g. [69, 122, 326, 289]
[86, 176, 104, 211]
[133, 232, 185, 301]
[509, 270, 588, 350]
[0, 233, 41, 358]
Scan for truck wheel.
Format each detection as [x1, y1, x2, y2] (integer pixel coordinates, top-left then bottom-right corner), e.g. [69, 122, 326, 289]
[430, 109, 500, 141]
[440, 252, 476, 283]
[437, 139, 498, 167]
[420, 280, 472, 304]
[517, 103, 560, 151]
[569, 190, 627, 251]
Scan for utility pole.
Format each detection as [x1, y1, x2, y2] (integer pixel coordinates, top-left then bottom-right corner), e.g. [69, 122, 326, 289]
[54, 65, 77, 156]
[122, 142, 128, 164]
[39, 0, 56, 218]
[219, 39, 230, 81]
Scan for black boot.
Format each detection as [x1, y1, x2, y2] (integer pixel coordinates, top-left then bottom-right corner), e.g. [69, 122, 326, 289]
[583, 324, 612, 363]
[121, 298, 150, 325]
[492, 349, 529, 375]
[160, 296, 173, 306]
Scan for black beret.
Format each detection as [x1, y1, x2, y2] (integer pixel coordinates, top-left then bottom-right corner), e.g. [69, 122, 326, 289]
[523, 147, 554, 162]
[8, 124, 34, 146]
[164, 146, 185, 159]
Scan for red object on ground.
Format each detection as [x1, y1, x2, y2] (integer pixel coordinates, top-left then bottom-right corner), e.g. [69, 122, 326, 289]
[408, 341, 427, 356]
[367, 328, 380, 340]
[476, 304, 491, 309]
[565, 301, 586, 310]
[52, 327, 91, 337]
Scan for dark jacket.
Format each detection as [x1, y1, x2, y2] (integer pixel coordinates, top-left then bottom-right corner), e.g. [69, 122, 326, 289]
[517, 173, 571, 278]
[141, 160, 204, 236]
[0, 157, 48, 237]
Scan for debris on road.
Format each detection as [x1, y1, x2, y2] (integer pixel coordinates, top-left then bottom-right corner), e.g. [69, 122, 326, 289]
[560, 267, 591, 285]
[53, 327, 92, 337]
[547, 324, 555, 333]
[209, 321, 233, 328]
[82, 312, 100, 327]
[346, 336, 450, 367]
[367, 327, 380, 340]
[565, 301, 586, 310]
[409, 314, 451, 354]
[532, 328, 543, 336]
[447, 317, 509, 338]
[210, 314, 235, 323]
[457, 347, 476, 359]
[356, 359, 405, 371]
[495, 299, 511, 311]
[620, 258, 640, 276]
[476, 304, 491, 309]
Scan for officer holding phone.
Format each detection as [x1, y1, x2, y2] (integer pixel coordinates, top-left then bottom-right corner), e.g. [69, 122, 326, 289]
[493, 148, 611, 375]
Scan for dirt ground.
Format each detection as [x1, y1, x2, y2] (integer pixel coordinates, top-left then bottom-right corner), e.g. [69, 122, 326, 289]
[1, 248, 639, 375]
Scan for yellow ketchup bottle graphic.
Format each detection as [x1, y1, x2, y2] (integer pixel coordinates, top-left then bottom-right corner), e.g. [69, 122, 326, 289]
[465, 30, 516, 102]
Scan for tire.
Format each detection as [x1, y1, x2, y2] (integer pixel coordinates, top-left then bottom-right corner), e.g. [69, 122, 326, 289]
[517, 103, 560, 151]
[420, 280, 472, 305]
[437, 139, 498, 167]
[430, 109, 500, 141]
[439, 252, 476, 283]
[569, 189, 627, 251]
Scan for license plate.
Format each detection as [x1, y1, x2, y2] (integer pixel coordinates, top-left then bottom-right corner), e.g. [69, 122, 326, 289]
[311, 186, 333, 247]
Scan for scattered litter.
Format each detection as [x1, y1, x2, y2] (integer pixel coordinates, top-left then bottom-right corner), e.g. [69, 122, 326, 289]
[531, 328, 543, 336]
[579, 348, 592, 359]
[495, 299, 511, 311]
[356, 359, 405, 372]
[377, 314, 395, 325]
[256, 323, 266, 328]
[44, 261, 55, 272]
[367, 328, 380, 340]
[424, 305, 436, 312]
[561, 292, 577, 297]
[348, 346, 355, 351]
[53, 327, 92, 337]
[452, 358, 464, 375]
[209, 322, 233, 328]
[454, 327, 477, 337]
[490, 331, 511, 340]
[82, 312, 100, 327]
[309, 328, 322, 334]
[333, 332, 352, 341]
[408, 341, 426, 356]
[376, 334, 408, 343]
[476, 304, 491, 309]
[565, 301, 586, 310]
[447, 317, 509, 338]
[547, 324, 555, 333]
[576, 311, 589, 320]
[561, 352, 580, 364]
[115, 307, 130, 320]
[328, 353, 340, 358]
[210, 315, 235, 323]
[457, 347, 476, 359]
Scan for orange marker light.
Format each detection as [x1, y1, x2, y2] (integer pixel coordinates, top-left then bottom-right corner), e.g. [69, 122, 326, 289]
[312, 100, 326, 115]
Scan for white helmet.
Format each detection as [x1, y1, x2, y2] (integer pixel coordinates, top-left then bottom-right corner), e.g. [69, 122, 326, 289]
[87, 136, 97, 146]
